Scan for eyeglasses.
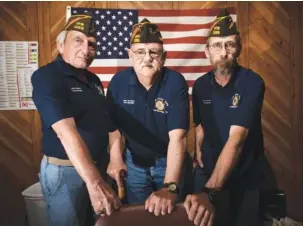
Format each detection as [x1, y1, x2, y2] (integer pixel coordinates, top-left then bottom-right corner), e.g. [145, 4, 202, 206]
[130, 48, 163, 59]
[208, 41, 237, 53]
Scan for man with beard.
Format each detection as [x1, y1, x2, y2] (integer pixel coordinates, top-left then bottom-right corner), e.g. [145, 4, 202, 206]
[184, 9, 265, 226]
[106, 18, 190, 216]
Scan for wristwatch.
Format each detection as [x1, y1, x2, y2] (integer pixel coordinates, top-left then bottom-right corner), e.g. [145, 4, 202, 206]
[201, 186, 218, 204]
[163, 182, 179, 194]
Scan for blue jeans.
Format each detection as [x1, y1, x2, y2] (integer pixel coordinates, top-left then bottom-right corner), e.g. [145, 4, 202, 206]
[41, 154, 111, 226]
[125, 149, 191, 204]
[40, 157, 89, 226]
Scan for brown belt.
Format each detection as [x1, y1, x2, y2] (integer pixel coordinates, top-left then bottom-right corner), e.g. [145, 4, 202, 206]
[44, 155, 73, 167]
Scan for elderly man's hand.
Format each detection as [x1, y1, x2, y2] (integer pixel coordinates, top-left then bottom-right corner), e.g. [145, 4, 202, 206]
[145, 188, 178, 216]
[86, 180, 122, 216]
[184, 193, 215, 226]
[107, 158, 127, 188]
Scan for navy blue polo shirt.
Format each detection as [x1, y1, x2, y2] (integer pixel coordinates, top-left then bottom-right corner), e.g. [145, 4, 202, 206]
[192, 65, 265, 184]
[107, 67, 189, 161]
[32, 55, 110, 160]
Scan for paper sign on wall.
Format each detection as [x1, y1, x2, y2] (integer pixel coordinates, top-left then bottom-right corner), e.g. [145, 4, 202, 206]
[0, 41, 38, 110]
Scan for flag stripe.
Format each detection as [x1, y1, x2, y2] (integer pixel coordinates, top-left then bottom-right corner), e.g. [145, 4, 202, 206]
[139, 16, 217, 25]
[139, 8, 236, 17]
[168, 66, 212, 73]
[138, 15, 236, 25]
[164, 36, 207, 44]
[96, 74, 115, 81]
[161, 29, 210, 38]
[90, 58, 210, 67]
[101, 82, 110, 88]
[163, 44, 206, 52]
[89, 67, 128, 74]
[166, 51, 207, 59]
[183, 72, 206, 80]
[157, 23, 213, 31]
[165, 59, 210, 67]
[90, 59, 130, 67]
[188, 87, 192, 95]
[95, 72, 206, 82]
[90, 66, 212, 75]
[186, 80, 196, 87]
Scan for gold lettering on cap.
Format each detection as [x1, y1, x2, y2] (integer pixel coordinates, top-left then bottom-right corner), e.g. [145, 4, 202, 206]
[74, 21, 84, 30]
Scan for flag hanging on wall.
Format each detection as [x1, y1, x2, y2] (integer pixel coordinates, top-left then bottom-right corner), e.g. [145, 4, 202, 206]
[69, 7, 237, 94]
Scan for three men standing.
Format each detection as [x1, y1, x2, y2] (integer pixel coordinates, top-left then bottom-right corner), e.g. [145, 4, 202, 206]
[32, 8, 265, 226]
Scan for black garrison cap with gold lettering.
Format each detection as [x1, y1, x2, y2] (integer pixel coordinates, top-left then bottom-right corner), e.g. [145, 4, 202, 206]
[130, 18, 163, 44]
[208, 8, 239, 38]
[64, 14, 95, 37]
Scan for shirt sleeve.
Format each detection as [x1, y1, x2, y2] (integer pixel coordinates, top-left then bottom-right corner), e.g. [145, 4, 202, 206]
[31, 69, 73, 128]
[230, 77, 265, 129]
[192, 81, 202, 127]
[167, 75, 190, 131]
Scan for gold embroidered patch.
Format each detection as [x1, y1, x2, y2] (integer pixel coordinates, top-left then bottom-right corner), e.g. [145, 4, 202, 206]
[231, 93, 240, 108]
[154, 98, 168, 113]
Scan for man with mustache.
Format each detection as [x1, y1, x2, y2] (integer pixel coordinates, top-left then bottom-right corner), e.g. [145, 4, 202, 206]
[106, 18, 191, 216]
[184, 9, 265, 226]
[31, 14, 121, 226]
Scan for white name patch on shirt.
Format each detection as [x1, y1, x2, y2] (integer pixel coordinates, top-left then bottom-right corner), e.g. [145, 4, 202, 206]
[71, 87, 83, 92]
[202, 99, 212, 104]
[123, 100, 135, 104]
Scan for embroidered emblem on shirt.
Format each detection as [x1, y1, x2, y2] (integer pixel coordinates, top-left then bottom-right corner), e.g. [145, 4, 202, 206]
[153, 98, 169, 114]
[71, 87, 83, 92]
[95, 85, 104, 96]
[202, 100, 212, 104]
[123, 100, 135, 104]
[230, 93, 240, 108]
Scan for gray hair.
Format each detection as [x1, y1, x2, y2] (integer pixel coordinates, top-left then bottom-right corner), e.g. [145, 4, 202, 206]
[56, 30, 68, 45]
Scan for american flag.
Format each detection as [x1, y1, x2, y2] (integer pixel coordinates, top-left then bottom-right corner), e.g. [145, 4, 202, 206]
[70, 7, 236, 94]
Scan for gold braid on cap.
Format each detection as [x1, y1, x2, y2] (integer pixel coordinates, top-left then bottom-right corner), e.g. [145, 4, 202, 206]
[130, 21, 151, 43]
[65, 15, 92, 30]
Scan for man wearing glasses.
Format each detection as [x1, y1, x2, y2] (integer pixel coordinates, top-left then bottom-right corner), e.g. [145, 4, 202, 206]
[106, 18, 190, 216]
[184, 9, 265, 226]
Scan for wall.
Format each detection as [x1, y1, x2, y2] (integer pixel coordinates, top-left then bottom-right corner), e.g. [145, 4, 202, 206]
[0, 2, 302, 225]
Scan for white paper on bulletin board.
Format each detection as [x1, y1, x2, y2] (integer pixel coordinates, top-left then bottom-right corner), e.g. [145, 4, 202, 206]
[0, 41, 38, 110]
